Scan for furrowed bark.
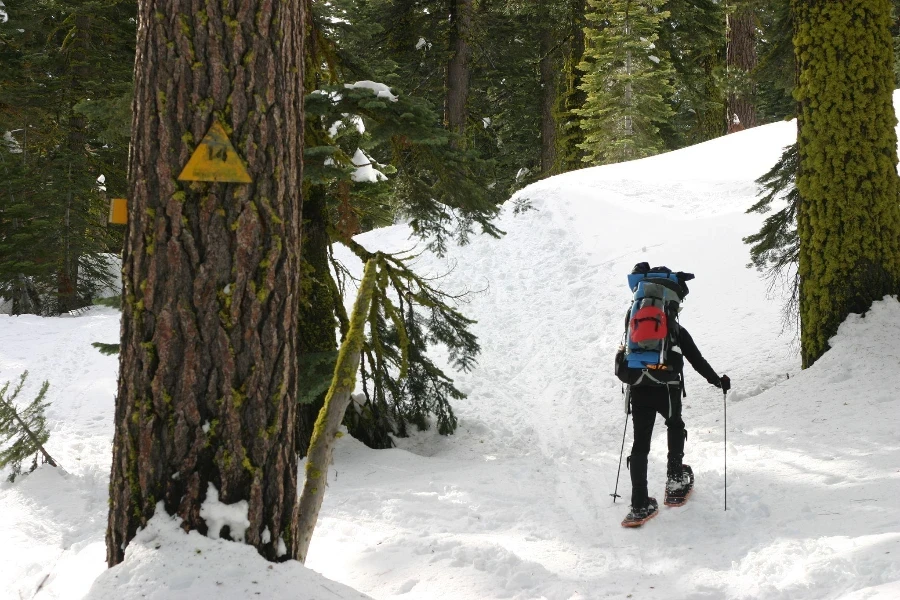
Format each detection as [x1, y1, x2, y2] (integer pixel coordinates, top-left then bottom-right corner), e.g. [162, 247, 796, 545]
[726, 2, 757, 132]
[107, 0, 305, 565]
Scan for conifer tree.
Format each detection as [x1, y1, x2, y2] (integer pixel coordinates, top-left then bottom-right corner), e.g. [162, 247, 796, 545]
[793, 0, 900, 366]
[296, 0, 501, 454]
[447, 0, 474, 144]
[657, 0, 725, 147]
[744, 142, 799, 326]
[755, 0, 795, 122]
[0, 371, 56, 482]
[577, 0, 674, 165]
[746, 0, 900, 330]
[107, 0, 305, 564]
[555, 0, 588, 172]
[0, 0, 133, 315]
[726, 0, 758, 131]
[468, 2, 544, 189]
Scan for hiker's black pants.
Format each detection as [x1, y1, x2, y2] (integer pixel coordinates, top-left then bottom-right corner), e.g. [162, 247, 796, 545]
[629, 383, 685, 508]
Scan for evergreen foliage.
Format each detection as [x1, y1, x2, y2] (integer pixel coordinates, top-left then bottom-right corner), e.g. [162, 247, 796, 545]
[793, 0, 900, 366]
[348, 0, 563, 192]
[893, 0, 900, 85]
[469, 3, 545, 188]
[341, 240, 478, 448]
[744, 143, 799, 326]
[577, 0, 675, 164]
[306, 84, 503, 252]
[658, 0, 726, 147]
[555, 0, 589, 172]
[755, 0, 796, 122]
[0, 371, 55, 482]
[303, 80, 492, 446]
[297, 0, 500, 453]
[93, 294, 122, 309]
[91, 341, 120, 355]
[0, 0, 133, 315]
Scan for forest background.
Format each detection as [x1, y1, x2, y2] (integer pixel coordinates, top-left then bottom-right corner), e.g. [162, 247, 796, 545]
[2, 0, 900, 462]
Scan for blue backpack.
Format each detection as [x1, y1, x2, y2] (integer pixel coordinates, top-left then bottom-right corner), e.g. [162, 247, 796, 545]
[615, 263, 694, 387]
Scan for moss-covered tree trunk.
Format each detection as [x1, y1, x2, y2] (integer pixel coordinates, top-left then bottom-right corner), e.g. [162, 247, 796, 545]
[107, 0, 305, 565]
[297, 259, 376, 563]
[296, 186, 338, 456]
[794, 0, 900, 366]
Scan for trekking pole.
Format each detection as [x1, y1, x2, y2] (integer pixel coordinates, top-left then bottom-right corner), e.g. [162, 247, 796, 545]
[611, 386, 631, 503]
[724, 388, 728, 511]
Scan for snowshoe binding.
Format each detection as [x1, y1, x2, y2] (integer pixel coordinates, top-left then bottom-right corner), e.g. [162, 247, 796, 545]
[664, 464, 694, 507]
[621, 497, 659, 528]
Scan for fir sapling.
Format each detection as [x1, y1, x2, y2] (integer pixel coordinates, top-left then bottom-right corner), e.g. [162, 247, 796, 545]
[0, 371, 57, 482]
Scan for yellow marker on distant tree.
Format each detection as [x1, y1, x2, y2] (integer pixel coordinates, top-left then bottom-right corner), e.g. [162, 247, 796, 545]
[109, 198, 128, 224]
[177, 121, 252, 183]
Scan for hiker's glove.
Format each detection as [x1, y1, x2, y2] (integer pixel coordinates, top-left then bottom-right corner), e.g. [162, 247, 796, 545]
[720, 375, 731, 393]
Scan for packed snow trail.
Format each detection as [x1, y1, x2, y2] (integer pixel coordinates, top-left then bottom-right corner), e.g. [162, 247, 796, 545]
[2, 106, 900, 599]
[312, 116, 897, 599]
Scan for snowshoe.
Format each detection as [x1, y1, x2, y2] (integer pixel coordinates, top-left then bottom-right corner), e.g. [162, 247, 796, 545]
[664, 464, 694, 507]
[621, 498, 659, 528]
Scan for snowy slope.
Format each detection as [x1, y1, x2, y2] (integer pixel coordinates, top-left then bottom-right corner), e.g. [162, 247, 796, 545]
[2, 107, 899, 600]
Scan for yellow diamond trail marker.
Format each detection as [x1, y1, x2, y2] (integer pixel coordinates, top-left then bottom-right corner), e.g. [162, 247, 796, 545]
[177, 121, 252, 183]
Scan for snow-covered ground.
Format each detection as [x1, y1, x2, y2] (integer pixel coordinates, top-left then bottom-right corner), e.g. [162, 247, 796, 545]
[2, 107, 900, 599]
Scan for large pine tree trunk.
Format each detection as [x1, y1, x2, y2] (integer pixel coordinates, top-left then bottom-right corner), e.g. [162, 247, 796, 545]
[446, 0, 473, 144]
[539, 2, 558, 175]
[794, 0, 900, 366]
[106, 0, 305, 565]
[726, 3, 757, 132]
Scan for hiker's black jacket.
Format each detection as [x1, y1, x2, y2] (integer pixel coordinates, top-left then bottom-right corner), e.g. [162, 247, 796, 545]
[677, 326, 719, 385]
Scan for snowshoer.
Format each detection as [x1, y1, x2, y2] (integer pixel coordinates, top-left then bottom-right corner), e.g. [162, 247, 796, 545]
[615, 263, 730, 527]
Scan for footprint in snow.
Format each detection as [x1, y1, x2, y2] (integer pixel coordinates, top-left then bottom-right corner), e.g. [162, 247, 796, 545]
[396, 579, 418, 594]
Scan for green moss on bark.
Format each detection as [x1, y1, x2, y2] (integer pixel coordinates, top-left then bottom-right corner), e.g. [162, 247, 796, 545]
[793, 0, 900, 366]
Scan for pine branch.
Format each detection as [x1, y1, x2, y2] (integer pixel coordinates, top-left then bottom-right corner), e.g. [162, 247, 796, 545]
[0, 372, 57, 472]
[744, 142, 800, 331]
[331, 240, 480, 443]
[91, 342, 120, 355]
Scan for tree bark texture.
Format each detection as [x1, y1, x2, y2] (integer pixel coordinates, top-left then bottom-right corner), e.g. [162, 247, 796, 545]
[726, 3, 757, 132]
[793, 0, 900, 366]
[539, 8, 558, 175]
[107, 0, 304, 565]
[446, 0, 473, 144]
[297, 259, 377, 563]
